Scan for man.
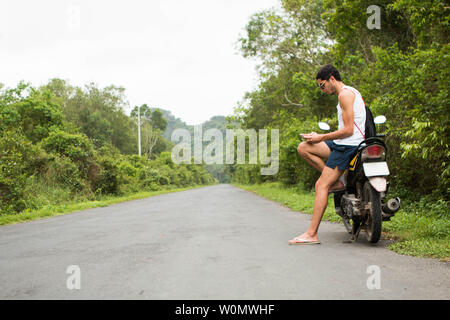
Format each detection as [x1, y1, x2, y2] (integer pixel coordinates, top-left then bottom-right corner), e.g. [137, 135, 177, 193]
[288, 64, 366, 245]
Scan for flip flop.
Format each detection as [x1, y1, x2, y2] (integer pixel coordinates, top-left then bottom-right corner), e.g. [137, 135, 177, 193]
[288, 237, 321, 245]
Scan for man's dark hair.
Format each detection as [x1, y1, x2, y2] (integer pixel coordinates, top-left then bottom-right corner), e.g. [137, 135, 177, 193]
[316, 64, 342, 81]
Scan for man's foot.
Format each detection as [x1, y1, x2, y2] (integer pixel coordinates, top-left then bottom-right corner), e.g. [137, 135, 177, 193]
[288, 233, 320, 245]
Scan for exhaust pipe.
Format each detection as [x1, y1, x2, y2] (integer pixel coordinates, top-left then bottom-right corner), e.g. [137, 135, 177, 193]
[382, 197, 401, 214]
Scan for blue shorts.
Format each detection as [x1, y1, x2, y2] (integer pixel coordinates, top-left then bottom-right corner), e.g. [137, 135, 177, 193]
[324, 140, 359, 171]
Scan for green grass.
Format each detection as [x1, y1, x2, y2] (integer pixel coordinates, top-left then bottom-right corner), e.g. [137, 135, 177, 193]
[234, 182, 449, 261]
[0, 185, 210, 226]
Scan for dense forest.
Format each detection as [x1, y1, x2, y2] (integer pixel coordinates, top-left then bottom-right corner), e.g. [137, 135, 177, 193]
[229, 0, 449, 203]
[0, 79, 216, 214]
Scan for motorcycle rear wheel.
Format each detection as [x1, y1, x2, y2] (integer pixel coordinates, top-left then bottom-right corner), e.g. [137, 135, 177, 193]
[363, 181, 382, 243]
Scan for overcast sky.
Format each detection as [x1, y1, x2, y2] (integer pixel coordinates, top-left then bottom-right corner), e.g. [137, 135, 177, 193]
[0, 0, 279, 125]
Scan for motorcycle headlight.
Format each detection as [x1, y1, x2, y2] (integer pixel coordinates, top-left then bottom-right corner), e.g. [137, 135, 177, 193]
[361, 145, 386, 161]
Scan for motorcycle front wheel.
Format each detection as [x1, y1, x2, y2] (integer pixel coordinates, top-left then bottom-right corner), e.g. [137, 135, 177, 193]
[363, 181, 382, 243]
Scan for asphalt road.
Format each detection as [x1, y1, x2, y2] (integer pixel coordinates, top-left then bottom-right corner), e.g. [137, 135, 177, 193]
[0, 184, 448, 299]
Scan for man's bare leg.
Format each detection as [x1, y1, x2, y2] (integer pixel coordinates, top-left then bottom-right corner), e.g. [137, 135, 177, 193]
[291, 166, 344, 242]
[297, 141, 345, 190]
[297, 141, 329, 172]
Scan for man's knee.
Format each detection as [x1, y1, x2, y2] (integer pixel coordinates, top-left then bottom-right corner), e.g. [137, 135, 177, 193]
[315, 176, 332, 192]
[315, 167, 340, 191]
[315, 178, 324, 191]
[297, 141, 309, 157]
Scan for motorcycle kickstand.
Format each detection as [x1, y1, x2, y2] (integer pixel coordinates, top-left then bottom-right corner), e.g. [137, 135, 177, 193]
[350, 227, 362, 242]
[344, 233, 358, 244]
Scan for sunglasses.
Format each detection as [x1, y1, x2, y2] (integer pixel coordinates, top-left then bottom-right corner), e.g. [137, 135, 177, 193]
[318, 81, 326, 89]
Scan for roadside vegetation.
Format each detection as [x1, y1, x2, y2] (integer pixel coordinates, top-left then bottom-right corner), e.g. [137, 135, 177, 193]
[229, 0, 448, 261]
[0, 80, 216, 223]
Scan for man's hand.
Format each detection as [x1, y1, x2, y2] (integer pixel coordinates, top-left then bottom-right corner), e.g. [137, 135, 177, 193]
[303, 132, 324, 144]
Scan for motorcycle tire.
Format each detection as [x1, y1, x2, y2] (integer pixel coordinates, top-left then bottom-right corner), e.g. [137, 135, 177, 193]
[363, 181, 382, 243]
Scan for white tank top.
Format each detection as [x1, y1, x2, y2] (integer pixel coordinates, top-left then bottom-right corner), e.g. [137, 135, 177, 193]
[334, 85, 366, 146]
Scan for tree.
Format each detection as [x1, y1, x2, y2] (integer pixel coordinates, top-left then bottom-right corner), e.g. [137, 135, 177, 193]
[130, 105, 168, 131]
[0, 83, 64, 143]
[237, 0, 336, 129]
[130, 105, 169, 158]
[141, 122, 160, 159]
[44, 80, 137, 154]
[150, 108, 168, 132]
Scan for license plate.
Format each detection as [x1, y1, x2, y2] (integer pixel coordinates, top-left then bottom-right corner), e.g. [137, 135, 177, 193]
[363, 162, 390, 177]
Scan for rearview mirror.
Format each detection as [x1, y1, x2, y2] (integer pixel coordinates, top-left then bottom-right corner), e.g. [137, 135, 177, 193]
[374, 115, 386, 124]
[318, 122, 330, 131]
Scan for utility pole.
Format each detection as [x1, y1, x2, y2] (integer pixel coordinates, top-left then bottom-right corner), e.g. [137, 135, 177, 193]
[138, 104, 141, 157]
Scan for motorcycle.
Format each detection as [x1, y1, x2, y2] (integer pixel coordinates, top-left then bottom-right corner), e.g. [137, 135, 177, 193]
[318, 116, 401, 243]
